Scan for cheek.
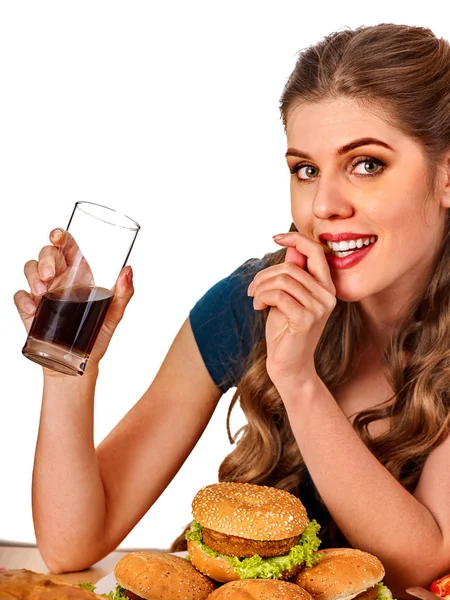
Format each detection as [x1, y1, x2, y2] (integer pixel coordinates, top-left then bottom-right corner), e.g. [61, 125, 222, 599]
[290, 187, 314, 233]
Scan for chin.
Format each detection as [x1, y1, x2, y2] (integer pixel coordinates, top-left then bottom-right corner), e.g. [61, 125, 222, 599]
[334, 286, 368, 304]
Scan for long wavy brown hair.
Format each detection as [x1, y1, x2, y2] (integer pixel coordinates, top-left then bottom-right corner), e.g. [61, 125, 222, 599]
[171, 23, 450, 551]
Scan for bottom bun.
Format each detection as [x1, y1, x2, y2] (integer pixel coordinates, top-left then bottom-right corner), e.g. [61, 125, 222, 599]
[292, 548, 385, 600]
[187, 540, 303, 583]
[187, 540, 240, 583]
[113, 551, 216, 600]
[207, 579, 315, 600]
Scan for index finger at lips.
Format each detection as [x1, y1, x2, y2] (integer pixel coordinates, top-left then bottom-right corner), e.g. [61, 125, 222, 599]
[275, 232, 335, 292]
[285, 247, 307, 270]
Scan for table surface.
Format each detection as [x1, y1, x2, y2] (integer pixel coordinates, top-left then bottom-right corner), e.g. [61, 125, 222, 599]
[0, 545, 129, 585]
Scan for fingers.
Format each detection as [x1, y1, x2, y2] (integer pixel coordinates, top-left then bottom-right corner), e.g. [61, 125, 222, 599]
[37, 245, 62, 281]
[24, 259, 48, 296]
[49, 228, 83, 268]
[285, 246, 307, 270]
[13, 289, 38, 332]
[22, 229, 74, 299]
[250, 266, 336, 317]
[253, 290, 310, 332]
[273, 232, 335, 293]
[101, 267, 135, 334]
[251, 268, 321, 311]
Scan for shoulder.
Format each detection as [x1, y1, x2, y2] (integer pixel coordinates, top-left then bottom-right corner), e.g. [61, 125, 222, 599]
[189, 257, 266, 393]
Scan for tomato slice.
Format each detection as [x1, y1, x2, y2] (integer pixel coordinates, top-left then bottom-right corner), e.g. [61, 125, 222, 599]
[430, 574, 450, 597]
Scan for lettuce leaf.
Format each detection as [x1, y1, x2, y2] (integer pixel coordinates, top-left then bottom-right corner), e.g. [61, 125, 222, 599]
[77, 582, 128, 599]
[185, 519, 321, 579]
[78, 582, 96, 591]
[102, 584, 129, 600]
[377, 582, 396, 600]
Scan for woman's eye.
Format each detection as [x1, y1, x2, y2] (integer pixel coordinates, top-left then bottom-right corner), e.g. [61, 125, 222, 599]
[352, 158, 385, 176]
[295, 165, 319, 180]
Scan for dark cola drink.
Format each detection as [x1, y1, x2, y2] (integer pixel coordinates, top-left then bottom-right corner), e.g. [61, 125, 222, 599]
[22, 286, 113, 375]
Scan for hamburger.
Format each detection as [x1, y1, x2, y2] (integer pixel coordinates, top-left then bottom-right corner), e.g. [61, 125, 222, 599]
[292, 548, 394, 600]
[113, 550, 216, 600]
[0, 568, 106, 599]
[185, 482, 321, 582]
[207, 578, 315, 599]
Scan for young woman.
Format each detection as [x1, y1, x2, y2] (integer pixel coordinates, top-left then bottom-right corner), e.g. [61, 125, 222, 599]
[14, 23, 450, 595]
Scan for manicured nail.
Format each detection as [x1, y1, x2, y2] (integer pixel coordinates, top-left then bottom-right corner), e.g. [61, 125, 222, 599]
[51, 228, 64, 239]
[26, 302, 36, 314]
[273, 233, 287, 240]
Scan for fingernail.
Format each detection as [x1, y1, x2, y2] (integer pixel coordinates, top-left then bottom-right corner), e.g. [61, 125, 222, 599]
[126, 266, 133, 284]
[273, 233, 287, 240]
[34, 281, 46, 295]
[41, 265, 54, 279]
[26, 302, 36, 314]
[51, 228, 64, 240]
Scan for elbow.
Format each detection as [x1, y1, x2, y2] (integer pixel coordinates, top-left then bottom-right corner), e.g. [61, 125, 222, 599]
[40, 549, 95, 575]
[38, 539, 104, 574]
[385, 560, 450, 599]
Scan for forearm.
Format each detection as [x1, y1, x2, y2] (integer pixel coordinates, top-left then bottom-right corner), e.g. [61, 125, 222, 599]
[32, 365, 109, 572]
[280, 377, 445, 588]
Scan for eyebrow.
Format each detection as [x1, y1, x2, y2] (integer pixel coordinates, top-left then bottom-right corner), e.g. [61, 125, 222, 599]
[285, 137, 394, 160]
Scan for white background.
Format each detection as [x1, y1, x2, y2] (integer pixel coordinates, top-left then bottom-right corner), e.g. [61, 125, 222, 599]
[0, 1, 447, 552]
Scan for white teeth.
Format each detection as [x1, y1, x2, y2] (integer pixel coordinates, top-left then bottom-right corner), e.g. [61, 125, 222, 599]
[324, 236, 377, 257]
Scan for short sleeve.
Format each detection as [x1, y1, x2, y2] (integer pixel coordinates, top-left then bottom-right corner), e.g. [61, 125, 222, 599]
[189, 258, 265, 393]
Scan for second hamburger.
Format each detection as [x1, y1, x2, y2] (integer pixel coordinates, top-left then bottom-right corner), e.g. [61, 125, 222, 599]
[186, 482, 321, 582]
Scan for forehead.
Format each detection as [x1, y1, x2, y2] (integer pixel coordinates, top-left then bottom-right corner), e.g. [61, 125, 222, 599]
[286, 97, 409, 153]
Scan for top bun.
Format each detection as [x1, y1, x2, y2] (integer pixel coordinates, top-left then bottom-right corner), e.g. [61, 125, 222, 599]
[207, 578, 315, 600]
[292, 548, 385, 600]
[113, 551, 216, 600]
[192, 483, 308, 540]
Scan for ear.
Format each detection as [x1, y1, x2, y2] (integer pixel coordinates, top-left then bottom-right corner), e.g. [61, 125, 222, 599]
[438, 153, 450, 208]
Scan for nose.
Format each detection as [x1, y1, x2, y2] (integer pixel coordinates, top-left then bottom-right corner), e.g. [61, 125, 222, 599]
[312, 175, 354, 220]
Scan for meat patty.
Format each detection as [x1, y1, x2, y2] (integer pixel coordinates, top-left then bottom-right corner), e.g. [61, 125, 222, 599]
[202, 528, 300, 558]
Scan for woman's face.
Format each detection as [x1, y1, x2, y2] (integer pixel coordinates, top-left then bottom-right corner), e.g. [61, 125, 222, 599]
[285, 97, 449, 306]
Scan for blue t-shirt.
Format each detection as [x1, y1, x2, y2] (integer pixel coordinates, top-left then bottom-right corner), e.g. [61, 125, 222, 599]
[189, 258, 265, 393]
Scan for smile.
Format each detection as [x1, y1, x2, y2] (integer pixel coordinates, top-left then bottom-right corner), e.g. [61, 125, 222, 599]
[325, 236, 377, 257]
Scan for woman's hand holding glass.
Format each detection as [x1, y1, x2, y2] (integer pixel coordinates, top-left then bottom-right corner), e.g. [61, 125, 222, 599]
[14, 228, 135, 373]
[247, 232, 336, 393]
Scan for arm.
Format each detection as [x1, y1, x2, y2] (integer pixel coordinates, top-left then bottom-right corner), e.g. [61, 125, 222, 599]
[280, 376, 450, 594]
[248, 232, 450, 595]
[32, 317, 221, 573]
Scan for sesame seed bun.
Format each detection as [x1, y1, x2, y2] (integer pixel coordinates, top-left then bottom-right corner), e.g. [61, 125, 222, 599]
[113, 551, 216, 600]
[186, 539, 240, 582]
[207, 578, 316, 600]
[292, 548, 385, 600]
[186, 540, 303, 583]
[192, 483, 308, 540]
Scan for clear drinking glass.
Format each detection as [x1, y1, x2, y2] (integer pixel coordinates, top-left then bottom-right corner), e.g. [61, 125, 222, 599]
[22, 201, 140, 376]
